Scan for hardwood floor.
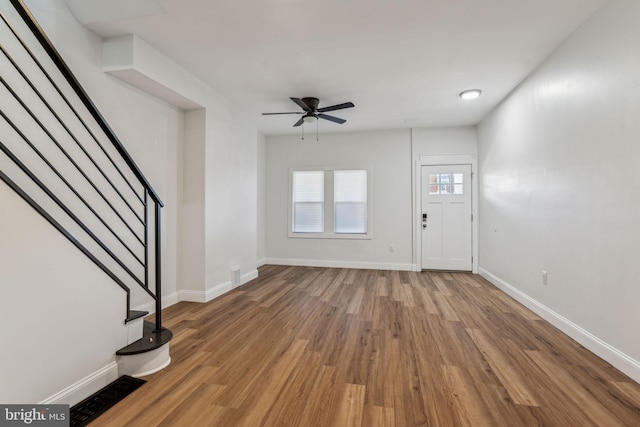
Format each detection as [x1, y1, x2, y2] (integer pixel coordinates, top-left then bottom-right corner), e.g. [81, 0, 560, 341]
[93, 266, 640, 426]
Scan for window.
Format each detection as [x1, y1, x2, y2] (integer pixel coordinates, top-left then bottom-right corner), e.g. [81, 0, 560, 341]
[334, 170, 367, 234]
[429, 173, 463, 195]
[292, 171, 324, 233]
[290, 168, 370, 238]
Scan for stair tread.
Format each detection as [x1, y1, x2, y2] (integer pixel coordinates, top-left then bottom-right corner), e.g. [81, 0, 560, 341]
[116, 322, 172, 355]
[125, 310, 149, 323]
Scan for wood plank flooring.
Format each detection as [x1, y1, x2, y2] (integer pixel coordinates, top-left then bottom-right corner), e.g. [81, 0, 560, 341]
[93, 266, 640, 426]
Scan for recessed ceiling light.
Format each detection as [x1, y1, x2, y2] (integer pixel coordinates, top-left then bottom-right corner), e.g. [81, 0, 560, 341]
[459, 89, 482, 100]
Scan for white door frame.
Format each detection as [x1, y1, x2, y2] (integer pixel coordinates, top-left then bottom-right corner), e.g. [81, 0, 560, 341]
[413, 154, 478, 273]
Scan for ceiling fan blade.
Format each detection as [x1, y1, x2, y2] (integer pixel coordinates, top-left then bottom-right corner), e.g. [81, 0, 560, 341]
[290, 97, 312, 112]
[317, 102, 354, 113]
[293, 117, 305, 127]
[318, 113, 346, 124]
[262, 112, 303, 115]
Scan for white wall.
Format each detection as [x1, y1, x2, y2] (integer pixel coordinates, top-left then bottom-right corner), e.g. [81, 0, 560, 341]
[20, 0, 183, 308]
[101, 19, 260, 301]
[179, 109, 206, 293]
[411, 126, 479, 271]
[204, 102, 258, 292]
[2, 0, 261, 403]
[0, 0, 183, 403]
[257, 132, 267, 266]
[477, 0, 640, 381]
[0, 184, 126, 404]
[412, 127, 478, 157]
[265, 129, 413, 270]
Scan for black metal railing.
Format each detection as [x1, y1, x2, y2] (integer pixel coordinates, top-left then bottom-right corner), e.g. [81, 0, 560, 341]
[0, 0, 165, 331]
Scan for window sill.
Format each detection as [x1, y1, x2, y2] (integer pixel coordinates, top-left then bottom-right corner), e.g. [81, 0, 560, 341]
[288, 232, 372, 240]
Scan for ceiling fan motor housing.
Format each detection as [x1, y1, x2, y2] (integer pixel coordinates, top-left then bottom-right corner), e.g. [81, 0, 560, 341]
[301, 97, 320, 110]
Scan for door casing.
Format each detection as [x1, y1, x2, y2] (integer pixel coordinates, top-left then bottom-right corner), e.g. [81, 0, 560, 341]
[413, 154, 478, 273]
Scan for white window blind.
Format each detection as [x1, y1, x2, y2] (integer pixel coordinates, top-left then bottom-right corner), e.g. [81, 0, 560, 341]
[292, 171, 324, 233]
[334, 170, 367, 234]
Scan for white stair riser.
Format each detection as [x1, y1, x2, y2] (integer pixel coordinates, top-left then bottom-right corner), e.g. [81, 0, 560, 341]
[116, 344, 171, 378]
[126, 318, 145, 345]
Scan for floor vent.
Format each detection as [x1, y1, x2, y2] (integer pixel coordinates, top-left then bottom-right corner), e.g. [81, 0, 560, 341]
[70, 375, 146, 426]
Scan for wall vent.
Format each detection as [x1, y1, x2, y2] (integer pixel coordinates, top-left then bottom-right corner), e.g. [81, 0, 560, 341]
[231, 266, 241, 286]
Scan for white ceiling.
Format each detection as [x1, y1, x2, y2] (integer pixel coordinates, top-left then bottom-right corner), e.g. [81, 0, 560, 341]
[65, 0, 607, 136]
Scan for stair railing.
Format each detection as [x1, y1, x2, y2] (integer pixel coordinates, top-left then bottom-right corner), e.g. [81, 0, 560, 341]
[0, 0, 165, 331]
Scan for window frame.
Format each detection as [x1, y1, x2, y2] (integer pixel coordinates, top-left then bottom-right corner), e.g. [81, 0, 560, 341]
[288, 167, 372, 240]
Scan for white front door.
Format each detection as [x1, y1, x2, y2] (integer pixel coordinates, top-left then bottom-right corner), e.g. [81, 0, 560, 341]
[421, 164, 472, 271]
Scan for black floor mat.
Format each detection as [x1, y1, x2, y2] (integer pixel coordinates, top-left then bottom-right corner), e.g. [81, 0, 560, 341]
[70, 375, 146, 426]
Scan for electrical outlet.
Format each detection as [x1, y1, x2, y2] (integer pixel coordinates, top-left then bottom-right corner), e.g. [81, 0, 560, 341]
[542, 270, 548, 286]
[388, 245, 395, 253]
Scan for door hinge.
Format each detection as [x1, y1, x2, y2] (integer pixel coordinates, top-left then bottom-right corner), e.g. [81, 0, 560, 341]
[471, 214, 473, 222]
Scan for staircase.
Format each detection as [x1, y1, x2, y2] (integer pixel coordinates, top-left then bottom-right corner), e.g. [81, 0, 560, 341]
[0, 0, 171, 376]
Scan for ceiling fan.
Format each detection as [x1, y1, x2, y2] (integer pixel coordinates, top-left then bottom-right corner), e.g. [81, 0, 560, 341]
[262, 97, 354, 127]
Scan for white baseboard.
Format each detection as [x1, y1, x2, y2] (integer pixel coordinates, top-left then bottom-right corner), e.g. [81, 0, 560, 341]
[133, 291, 179, 314]
[479, 267, 640, 384]
[135, 269, 259, 309]
[257, 258, 266, 268]
[240, 269, 259, 286]
[177, 269, 259, 303]
[179, 280, 232, 303]
[40, 362, 119, 406]
[265, 257, 414, 271]
[162, 292, 179, 308]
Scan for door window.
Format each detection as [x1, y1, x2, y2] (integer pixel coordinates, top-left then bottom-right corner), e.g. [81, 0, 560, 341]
[428, 173, 463, 195]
